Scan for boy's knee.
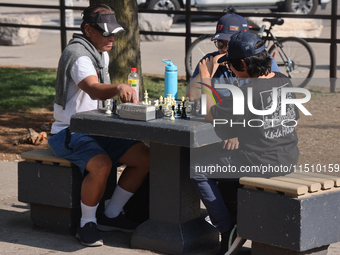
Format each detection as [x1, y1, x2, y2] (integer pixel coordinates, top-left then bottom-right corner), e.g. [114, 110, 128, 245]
[87, 155, 112, 180]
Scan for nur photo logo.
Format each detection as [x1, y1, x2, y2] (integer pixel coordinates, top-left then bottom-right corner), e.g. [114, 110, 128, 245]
[197, 82, 312, 128]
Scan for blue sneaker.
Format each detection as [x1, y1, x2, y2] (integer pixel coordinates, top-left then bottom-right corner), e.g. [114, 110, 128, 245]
[97, 212, 139, 233]
[76, 222, 103, 247]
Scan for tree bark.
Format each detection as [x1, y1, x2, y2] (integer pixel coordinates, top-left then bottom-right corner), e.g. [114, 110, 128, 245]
[90, 0, 143, 100]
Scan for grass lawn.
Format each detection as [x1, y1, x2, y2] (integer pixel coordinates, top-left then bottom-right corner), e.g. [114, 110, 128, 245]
[0, 68, 187, 113]
[0, 68, 57, 112]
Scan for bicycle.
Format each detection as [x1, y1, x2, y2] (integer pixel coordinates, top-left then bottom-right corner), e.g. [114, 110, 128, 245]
[185, 17, 316, 88]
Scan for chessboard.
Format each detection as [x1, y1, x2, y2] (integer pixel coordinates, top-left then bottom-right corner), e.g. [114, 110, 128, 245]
[104, 90, 203, 121]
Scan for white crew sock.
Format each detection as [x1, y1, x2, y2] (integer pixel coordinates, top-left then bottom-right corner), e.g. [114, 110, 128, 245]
[104, 185, 134, 218]
[80, 201, 98, 228]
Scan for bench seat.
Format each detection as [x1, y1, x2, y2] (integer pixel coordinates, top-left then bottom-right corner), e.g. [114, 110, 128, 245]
[18, 148, 116, 234]
[238, 172, 340, 255]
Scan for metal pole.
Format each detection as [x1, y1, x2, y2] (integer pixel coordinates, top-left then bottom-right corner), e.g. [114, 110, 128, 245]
[60, 0, 67, 52]
[329, 0, 337, 92]
[185, 1, 192, 81]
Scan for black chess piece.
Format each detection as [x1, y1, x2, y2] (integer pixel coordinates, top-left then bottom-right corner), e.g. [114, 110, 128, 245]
[181, 106, 187, 119]
[113, 99, 118, 115]
[172, 105, 175, 112]
[177, 103, 181, 116]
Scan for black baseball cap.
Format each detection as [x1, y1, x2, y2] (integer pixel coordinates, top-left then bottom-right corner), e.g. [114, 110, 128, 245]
[218, 31, 266, 63]
[211, 13, 249, 41]
[83, 12, 125, 34]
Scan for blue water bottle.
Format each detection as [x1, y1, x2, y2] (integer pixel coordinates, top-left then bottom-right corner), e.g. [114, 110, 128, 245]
[162, 59, 178, 99]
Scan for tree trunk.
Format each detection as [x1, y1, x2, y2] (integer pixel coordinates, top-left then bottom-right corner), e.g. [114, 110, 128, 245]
[90, 0, 143, 100]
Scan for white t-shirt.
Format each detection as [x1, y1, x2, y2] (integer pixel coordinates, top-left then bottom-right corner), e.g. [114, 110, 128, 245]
[51, 52, 110, 134]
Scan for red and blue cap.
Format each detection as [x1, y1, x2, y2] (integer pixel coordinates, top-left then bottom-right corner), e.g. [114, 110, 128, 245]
[211, 13, 249, 41]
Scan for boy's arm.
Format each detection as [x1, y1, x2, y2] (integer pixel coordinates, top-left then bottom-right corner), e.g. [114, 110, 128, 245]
[186, 53, 225, 100]
[199, 56, 215, 121]
[186, 73, 202, 100]
[78, 75, 137, 103]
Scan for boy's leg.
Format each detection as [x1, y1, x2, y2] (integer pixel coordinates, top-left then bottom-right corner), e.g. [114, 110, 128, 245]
[48, 131, 114, 246]
[116, 142, 150, 193]
[77, 153, 113, 247]
[190, 150, 245, 255]
[98, 142, 150, 232]
[191, 177, 235, 234]
[81, 153, 112, 206]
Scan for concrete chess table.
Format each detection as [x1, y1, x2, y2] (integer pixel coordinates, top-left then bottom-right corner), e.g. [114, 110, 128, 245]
[70, 109, 222, 254]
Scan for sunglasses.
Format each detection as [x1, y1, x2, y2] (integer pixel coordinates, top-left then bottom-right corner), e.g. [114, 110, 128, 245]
[214, 40, 228, 49]
[91, 25, 114, 37]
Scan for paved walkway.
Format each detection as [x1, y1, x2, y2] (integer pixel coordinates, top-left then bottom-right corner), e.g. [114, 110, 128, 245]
[1, 161, 340, 254]
[0, 161, 254, 255]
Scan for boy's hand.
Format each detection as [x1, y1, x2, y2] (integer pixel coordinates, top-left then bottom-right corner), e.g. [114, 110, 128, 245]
[222, 138, 239, 150]
[212, 53, 227, 76]
[199, 56, 214, 78]
[117, 84, 137, 103]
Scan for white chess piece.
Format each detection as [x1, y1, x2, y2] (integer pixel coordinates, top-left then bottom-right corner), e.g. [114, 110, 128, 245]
[170, 110, 175, 121]
[105, 99, 112, 114]
[186, 97, 191, 113]
[172, 98, 176, 107]
[144, 90, 149, 105]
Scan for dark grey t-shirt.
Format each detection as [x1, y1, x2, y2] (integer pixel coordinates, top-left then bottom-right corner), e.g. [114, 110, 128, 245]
[211, 72, 300, 168]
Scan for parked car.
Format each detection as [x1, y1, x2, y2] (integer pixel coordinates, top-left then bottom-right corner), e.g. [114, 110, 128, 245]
[137, 0, 331, 22]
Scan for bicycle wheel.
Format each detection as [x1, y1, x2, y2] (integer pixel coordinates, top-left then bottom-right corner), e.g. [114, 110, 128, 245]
[185, 34, 215, 77]
[268, 37, 315, 88]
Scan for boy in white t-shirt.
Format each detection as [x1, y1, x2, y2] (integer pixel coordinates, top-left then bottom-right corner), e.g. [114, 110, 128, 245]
[48, 4, 149, 247]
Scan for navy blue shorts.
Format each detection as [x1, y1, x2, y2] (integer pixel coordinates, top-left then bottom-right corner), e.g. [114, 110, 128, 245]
[48, 128, 139, 175]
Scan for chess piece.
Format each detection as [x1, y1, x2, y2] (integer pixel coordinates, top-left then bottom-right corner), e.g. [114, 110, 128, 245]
[192, 100, 198, 116]
[144, 90, 149, 105]
[171, 98, 176, 108]
[177, 103, 181, 116]
[105, 99, 112, 114]
[159, 95, 163, 105]
[181, 107, 187, 119]
[170, 110, 175, 121]
[113, 99, 118, 115]
[185, 97, 190, 113]
[186, 102, 191, 113]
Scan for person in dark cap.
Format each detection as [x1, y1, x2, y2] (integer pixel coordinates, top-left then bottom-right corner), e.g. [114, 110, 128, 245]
[186, 13, 280, 110]
[190, 31, 300, 255]
[48, 4, 149, 247]
[187, 13, 280, 151]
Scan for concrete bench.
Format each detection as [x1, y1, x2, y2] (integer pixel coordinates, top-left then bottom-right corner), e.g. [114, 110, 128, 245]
[18, 148, 116, 234]
[238, 172, 340, 255]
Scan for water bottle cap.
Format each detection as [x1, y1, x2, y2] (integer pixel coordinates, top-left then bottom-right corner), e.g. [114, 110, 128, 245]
[131, 68, 137, 72]
[162, 59, 177, 71]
